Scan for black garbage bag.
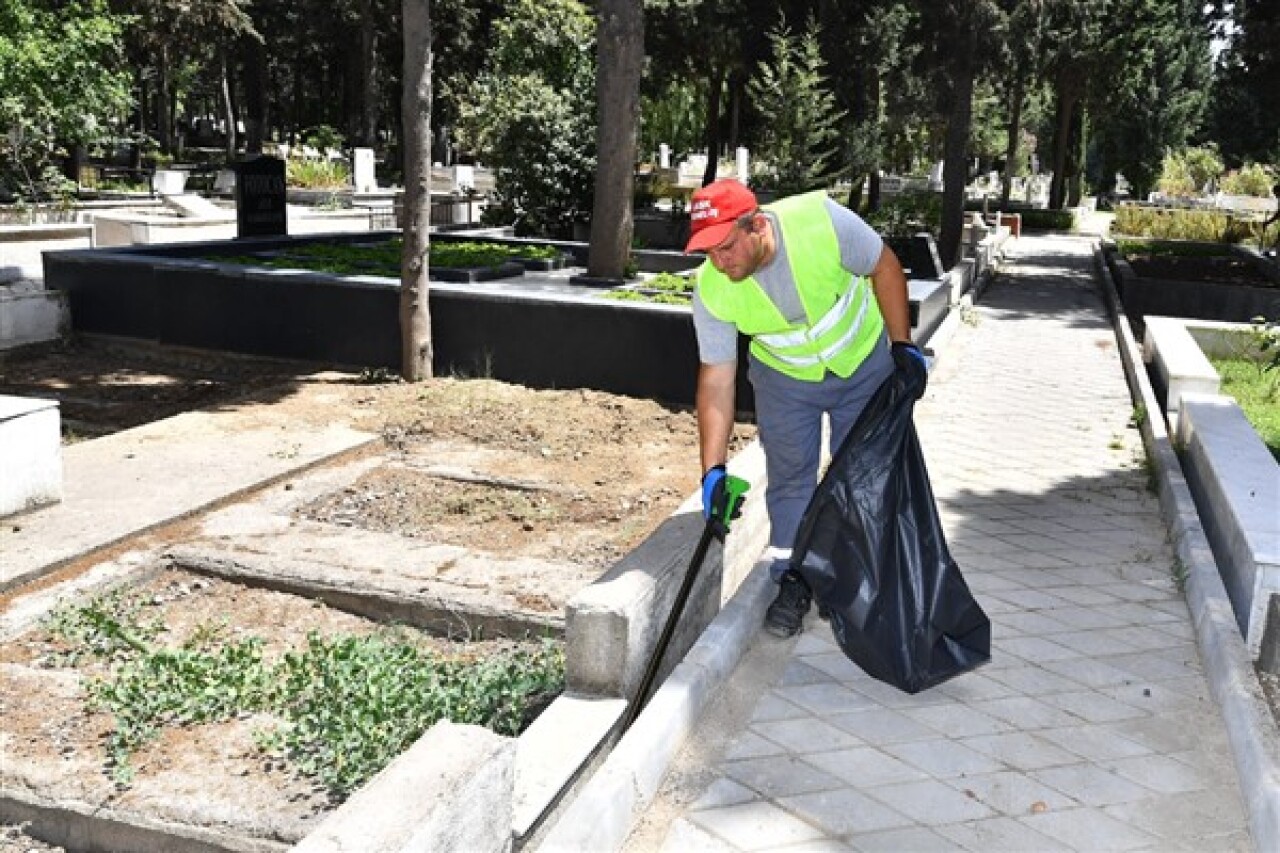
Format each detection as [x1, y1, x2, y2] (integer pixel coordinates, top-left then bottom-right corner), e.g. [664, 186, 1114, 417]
[789, 366, 990, 694]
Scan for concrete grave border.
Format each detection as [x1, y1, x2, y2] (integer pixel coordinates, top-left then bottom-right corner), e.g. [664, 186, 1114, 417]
[1095, 244, 1280, 853]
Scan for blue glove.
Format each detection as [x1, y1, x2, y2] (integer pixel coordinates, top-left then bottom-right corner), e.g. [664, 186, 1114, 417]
[701, 465, 728, 522]
[891, 341, 928, 399]
[701, 464, 749, 538]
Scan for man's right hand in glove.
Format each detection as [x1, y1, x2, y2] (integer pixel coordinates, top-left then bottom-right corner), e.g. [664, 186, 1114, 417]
[701, 464, 747, 536]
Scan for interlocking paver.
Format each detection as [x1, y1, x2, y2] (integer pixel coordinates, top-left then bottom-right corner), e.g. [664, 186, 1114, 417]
[632, 235, 1250, 851]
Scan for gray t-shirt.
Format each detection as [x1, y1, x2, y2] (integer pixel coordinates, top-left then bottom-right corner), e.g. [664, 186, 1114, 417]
[692, 196, 884, 365]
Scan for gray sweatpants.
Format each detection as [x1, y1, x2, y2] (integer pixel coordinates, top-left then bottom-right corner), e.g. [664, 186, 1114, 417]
[748, 334, 895, 581]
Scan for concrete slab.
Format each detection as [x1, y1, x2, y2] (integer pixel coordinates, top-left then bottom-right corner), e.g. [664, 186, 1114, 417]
[0, 405, 377, 593]
[1177, 393, 1280, 655]
[0, 396, 62, 517]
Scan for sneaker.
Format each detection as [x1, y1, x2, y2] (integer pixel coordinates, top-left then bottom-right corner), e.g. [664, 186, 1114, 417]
[765, 571, 812, 637]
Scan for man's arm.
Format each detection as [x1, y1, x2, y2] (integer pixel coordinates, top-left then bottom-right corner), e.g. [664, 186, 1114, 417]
[868, 244, 913, 343]
[696, 361, 738, 474]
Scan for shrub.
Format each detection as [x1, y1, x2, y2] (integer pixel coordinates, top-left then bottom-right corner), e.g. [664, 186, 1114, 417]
[864, 192, 941, 239]
[301, 124, 345, 153]
[1017, 209, 1075, 231]
[286, 158, 350, 189]
[1158, 146, 1224, 198]
[1221, 162, 1278, 198]
[1113, 204, 1277, 245]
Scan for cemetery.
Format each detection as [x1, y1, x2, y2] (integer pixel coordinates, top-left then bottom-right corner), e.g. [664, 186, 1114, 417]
[4, 0, 1280, 851]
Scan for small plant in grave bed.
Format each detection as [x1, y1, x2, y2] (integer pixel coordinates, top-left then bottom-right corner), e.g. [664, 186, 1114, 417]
[41, 592, 565, 797]
[603, 271, 694, 305]
[205, 240, 564, 278]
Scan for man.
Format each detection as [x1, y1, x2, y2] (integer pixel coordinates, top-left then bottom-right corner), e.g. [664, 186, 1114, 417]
[687, 178, 927, 637]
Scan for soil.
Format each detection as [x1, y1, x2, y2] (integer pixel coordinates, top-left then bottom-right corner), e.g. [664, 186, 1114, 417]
[1125, 252, 1278, 287]
[0, 336, 758, 850]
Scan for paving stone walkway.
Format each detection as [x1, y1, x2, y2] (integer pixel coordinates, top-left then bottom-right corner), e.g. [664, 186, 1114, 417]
[641, 234, 1251, 852]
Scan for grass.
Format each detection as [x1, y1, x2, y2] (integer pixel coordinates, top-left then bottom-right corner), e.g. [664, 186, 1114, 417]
[1209, 357, 1280, 461]
[203, 239, 563, 277]
[42, 588, 564, 797]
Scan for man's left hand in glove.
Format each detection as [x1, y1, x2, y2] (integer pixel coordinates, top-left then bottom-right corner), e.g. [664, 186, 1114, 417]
[891, 341, 928, 399]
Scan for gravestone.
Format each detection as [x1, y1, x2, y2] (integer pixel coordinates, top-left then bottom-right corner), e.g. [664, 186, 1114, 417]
[886, 232, 945, 280]
[452, 165, 475, 193]
[353, 148, 376, 193]
[658, 143, 670, 169]
[735, 147, 750, 181]
[234, 155, 287, 238]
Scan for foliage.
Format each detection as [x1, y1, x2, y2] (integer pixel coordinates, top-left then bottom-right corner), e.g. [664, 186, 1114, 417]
[1245, 316, 1280, 375]
[602, 271, 693, 305]
[458, 0, 596, 238]
[1113, 204, 1278, 244]
[863, 192, 941, 239]
[286, 158, 350, 189]
[206, 239, 562, 276]
[1209, 354, 1280, 461]
[1158, 145, 1225, 197]
[44, 590, 564, 795]
[1221, 163, 1278, 198]
[1016, 209, 1076, 231]
[1115, 238, 1230, 258]
[0, 0, 132, 201]
[746, 14, 845, 197]
[1087, 0, 1213, 201]
[300, 124, 345, 153]
[268, 632, 562, 795]
[638, 79, 705, 167]
[1203, 0, 1280, 167]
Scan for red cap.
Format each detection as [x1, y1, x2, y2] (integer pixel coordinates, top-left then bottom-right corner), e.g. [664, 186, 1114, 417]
[684, 179, 758, 253]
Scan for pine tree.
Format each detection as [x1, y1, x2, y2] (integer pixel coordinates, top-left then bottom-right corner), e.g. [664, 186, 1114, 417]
[747, 14, 845, 197]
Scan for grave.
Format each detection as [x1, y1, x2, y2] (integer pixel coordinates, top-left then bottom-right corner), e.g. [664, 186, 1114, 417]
[0, 396, 62, 518]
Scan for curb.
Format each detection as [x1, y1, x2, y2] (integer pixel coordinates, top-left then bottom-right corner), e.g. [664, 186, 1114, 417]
[533, 561, 774, 852]
[1093, 242, 1280, 852]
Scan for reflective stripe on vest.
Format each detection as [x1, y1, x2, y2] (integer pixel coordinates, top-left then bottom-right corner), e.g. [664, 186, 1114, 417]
[754, 283, 871, 367]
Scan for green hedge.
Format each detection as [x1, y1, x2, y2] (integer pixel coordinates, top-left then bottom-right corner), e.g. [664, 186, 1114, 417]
[1016, 209, 1076, 231]
[1113, 204, 1279, 245]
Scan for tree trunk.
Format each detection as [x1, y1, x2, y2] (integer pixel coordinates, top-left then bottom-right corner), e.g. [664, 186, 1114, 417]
[1048, 68, 1081, 210]
[587, 0, 644, 279]
[360, 0, 379, 147]
[221, 52, 237, 157]
[158, 47, 172, 154]
[938, 21, 975, 270]
[400, 0, 434, 381]
[243, 36, 266, 154]
[1066, 107, 1085, 207]
[700, 66, 725, 187]
[1000, 78, 1024, 209]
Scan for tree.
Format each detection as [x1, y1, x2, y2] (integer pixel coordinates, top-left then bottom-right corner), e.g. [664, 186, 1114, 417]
[457, 0, 597, 237]
[1040, 0, 1106, 209]
[0, 0, 132, 200]
[645, 0, 754, 187]
[914, 0, 1006, 267]
[400, 0, 432, 380]
[995, 0, 1044, 208]
[747, 14, 845, 197]
[1088, 0, 1212, 200]
[587, 0, 644, 280]
[1203, 0, 1279, 167]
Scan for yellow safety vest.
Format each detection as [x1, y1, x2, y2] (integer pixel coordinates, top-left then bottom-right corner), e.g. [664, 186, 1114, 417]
[696, 191, 885, 381]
